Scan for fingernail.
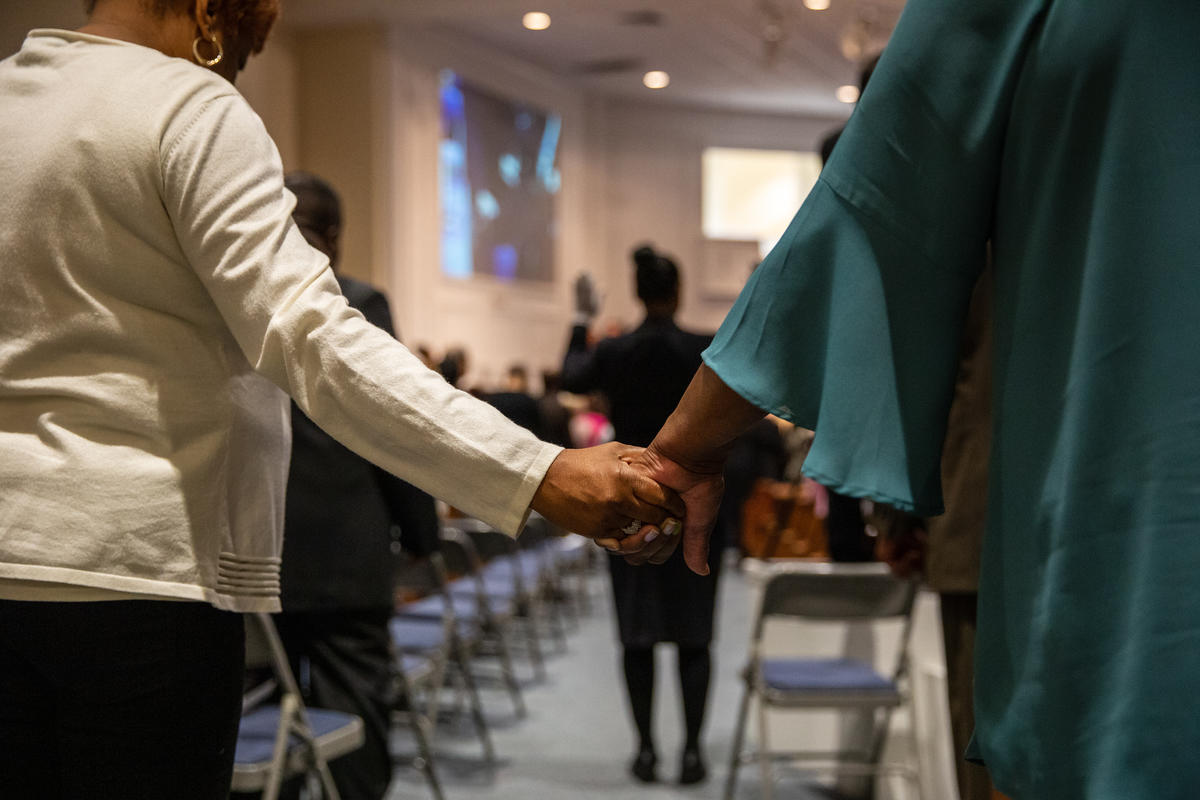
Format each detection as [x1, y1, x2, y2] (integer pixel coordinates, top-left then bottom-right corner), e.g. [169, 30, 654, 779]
[643, 530, 659, 543]
[663, 518, 681, 537]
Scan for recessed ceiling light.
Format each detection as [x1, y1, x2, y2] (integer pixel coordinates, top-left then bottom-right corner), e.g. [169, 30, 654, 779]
[804, 0, 831, 10]
[836, 84, 860, 103]
[643, 70, 670, 89]
[522, 12, 551, 31]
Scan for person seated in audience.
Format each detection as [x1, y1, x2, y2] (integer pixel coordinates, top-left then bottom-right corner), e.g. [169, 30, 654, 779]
[485, 363, 542, 434]
[438, 346, 469, 388]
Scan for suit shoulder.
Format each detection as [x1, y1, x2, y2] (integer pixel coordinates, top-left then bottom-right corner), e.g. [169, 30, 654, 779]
[337, 275, 384, 305]
[677, 327, 714, 351]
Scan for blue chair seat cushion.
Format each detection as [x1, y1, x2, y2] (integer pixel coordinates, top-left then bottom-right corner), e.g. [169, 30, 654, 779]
[406, 589, 514, 619]
[235, 706, 361, 766]
[400, 593, 476, 619]
[449, 577, 518, 602]
[760, 657, 896, 693]
[483, 554, 541, 585]
[389, 617, 472, 651]
[398, 654, 432, 676]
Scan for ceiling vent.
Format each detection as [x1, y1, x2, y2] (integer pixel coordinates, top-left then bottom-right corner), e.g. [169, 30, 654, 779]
[570, 57, 646, 75]
[618, 10, 665, 27]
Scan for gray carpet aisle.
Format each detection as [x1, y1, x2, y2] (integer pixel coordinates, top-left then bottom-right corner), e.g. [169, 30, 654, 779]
[386, 555, 931, 800]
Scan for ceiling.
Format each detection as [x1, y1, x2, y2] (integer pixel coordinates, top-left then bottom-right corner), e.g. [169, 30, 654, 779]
[280, 0, 906, 117]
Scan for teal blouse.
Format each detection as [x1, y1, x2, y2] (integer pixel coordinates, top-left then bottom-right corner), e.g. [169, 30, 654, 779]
[705, 0, 1200, 797]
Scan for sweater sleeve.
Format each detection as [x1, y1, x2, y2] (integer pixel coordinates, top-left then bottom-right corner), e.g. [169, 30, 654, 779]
[159, 94, 560, 537]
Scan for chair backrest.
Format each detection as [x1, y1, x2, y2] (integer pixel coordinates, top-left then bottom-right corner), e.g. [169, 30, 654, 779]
[750, 562, 919, 683]
[238, 613, 349, 800]
[759, 564, 916, 624]
[437, 528, 478, 577]
[515, 514, 549, 550]
[244, 612, 302, 699]
[394, 550, 449, 596]
[455, 522, 520, 561]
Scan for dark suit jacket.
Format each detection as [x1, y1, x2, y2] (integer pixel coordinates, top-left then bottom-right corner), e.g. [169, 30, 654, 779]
[484, 391, 542, 435]
[280, 275, 439, 612]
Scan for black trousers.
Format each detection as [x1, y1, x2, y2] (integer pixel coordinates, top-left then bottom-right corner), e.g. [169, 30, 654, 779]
[273, 608, 394, 800]
[0, 599, 245, 800]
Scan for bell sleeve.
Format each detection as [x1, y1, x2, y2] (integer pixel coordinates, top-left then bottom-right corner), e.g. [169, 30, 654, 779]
[703, 0, 1048, 514]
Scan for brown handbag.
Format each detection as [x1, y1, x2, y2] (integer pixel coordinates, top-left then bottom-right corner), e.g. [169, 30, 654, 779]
[740, 478, 828, 559]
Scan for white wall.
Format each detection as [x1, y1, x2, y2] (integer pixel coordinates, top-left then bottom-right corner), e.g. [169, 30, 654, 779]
[590, 99, 841, 335]
[0, 1, 86, 59]
[237, 29, 300, 170]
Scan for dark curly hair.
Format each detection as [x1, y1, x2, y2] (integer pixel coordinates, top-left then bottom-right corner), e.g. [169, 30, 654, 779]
[83, 0, 279, 56]
[632, 244, 680, 306]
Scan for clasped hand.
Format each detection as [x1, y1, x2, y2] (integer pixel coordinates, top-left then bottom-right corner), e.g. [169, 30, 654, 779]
[530, 441, 725, 575]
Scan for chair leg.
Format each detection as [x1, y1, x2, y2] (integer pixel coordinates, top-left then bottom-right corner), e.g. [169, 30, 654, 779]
[413, 718, 447, 800]
[544, 584, 569, 653]
[397, 672, 446, 800]
[756, 693, 773, 800]
[522, 599, 548, 682]
[262, 693, 299, 800]
[424, 655, 448, 738]
[572, 564, 592, 616]
[453, 637, 496, 764]
[314, 758, 342, 800]
[491, 616, 527, 718]
[724, 676, 754, 800]
[558, 567, 580, 627]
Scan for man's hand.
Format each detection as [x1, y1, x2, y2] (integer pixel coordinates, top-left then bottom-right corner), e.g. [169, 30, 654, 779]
[574, 273, 600, 321]
[530, 443, 685, 565]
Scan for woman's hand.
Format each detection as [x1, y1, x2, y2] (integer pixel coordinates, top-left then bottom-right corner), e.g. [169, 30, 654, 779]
[530, 443, 686, 564]
[624, 445, 726, 575]
[629, 364, 769, 575]
[876, 513, 928, 578]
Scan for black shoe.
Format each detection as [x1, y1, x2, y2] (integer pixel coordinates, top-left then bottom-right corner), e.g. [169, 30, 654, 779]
[678, 748, 707, 785]
[630, 748, 658, 783]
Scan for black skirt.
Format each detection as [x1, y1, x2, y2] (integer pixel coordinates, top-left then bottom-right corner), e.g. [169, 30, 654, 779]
[608, 545, 721, 647]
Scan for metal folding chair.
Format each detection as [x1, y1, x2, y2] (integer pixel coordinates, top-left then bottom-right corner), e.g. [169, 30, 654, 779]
[506, 514, 569, 651]
[391, 551, 496, 764]
[233, 613, 364, 800]
[450, 517, 550, 681]
[393, 653, 445, 800]
[724, 562, 920, 800]
[547, 532, 596, 622]
[436, 527, 526, 715]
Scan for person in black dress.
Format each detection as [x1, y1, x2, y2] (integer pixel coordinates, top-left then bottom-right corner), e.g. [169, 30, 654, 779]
[562, 245, 716, 785]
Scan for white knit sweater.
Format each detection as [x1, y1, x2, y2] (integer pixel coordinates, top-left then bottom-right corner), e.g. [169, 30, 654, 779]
[0, 30, 561, 612]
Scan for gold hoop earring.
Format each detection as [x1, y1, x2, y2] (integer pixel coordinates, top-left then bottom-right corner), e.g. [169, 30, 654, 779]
[192, 35, 224, 68]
